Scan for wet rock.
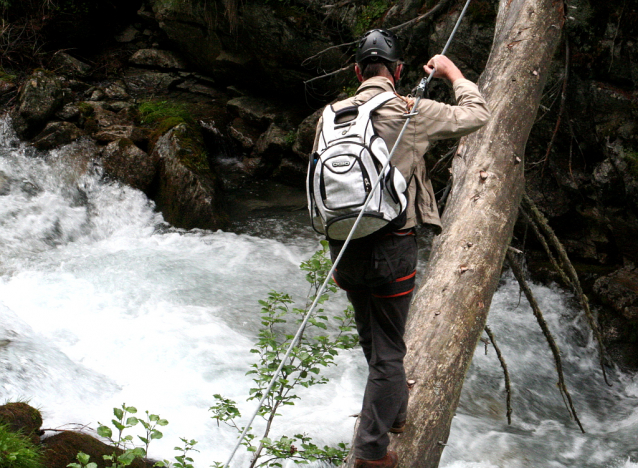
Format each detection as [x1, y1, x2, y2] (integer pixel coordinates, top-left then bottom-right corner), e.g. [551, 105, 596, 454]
[50, 51, 92, 77]
[42, 431, 154, 468]
[226, 96, 277, 129]
[32, 121, 85, 151]
[292, 107, 321, 160]
[594, 266, 638, 322]
[101, 139, 158, 193]
[94, 125, 151, 146]
[10, 70, 64, 139]
[130, 49, 187, 70]
[227, 118, 258, 151]
[0, 402, 43, 445]
[253, 123, 292, 177]
[151, 124, 227, 230]
[0, 171, 10, 195]
[272, 157, 306, 187]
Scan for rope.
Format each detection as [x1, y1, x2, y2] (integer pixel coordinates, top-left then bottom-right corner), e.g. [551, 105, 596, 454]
[222, 1, 472, 465]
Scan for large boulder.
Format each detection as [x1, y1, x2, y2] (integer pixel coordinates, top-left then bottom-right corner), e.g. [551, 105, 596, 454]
[10, 70, 65, 139]
[100, 138, 158, 193]
[151, 124, 227, 230]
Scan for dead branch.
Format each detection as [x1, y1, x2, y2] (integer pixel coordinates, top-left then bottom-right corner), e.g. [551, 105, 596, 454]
[521, 193, 611, 386]
[520, 209, 573, 288]
[484, 325, 512, 425]
[386, 0, 455, 34]
[506, 250, 584, 433]
[303, 64, 354, 85]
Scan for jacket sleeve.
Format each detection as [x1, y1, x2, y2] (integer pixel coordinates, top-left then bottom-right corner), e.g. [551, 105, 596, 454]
[417, 78, 491, 141]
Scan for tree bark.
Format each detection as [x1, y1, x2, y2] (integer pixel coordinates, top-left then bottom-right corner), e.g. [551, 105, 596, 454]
[388, 1, 565, 467]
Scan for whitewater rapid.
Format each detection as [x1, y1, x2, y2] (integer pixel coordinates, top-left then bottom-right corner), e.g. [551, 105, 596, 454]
[0, 116, 636, 468]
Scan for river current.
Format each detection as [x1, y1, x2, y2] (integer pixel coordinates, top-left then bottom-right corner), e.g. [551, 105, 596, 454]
[0, 116, 637, 468]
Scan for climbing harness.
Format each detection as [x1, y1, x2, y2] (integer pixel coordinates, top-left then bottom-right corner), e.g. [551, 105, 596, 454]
[222, 1, 473, 465]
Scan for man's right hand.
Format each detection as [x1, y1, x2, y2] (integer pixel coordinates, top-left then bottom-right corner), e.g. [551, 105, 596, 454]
[423, 55, 464, 84]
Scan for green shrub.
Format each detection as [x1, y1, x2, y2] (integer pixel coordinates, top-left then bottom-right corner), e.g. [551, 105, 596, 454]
[0, 424, 44, 468]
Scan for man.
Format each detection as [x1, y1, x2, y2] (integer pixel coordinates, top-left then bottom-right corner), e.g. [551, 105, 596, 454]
[312, 29, 490, 468]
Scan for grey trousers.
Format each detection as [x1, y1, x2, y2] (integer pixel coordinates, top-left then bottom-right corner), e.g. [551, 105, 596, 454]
[330, 232, 417, 460]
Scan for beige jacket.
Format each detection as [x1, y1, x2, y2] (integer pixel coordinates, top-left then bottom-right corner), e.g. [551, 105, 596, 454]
[312, 76, 490, 233]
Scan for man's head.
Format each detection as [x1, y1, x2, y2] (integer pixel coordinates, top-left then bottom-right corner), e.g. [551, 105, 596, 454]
[355, 29, 403, 84]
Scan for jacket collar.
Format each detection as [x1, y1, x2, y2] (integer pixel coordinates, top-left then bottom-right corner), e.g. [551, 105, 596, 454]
[356, 76, 396, 95]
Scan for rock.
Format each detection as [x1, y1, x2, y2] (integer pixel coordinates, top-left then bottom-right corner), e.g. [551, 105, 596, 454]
[50, 51, 92, 77]
[151, 124, 227, 230]
[292, 107, 321, 160]
[32, 121, 85, 150]
[104, 81, 130, 100]
[41, 431, 154, 468]
[103, 101, 137, 113]
[122, 68, 182, 94]
[0, 171, 9, 195]
[0, 79, 16, 95]
[55, 103, 81, 121]
[129, 49, 187, 70]
[88, 88, 106, 101]
[150, 1, 222, 73]
[0, 402, 43, 445]
[226, 96, 277, 129]
[227, 118, 258, 151]
[10, 70, 64, 139]
[594, 267, 638, 322]
[115, 24, 140, 43]
[272, 157, 306, 187]
[94, 125, 151, 146]
[101, 139, 158, 192]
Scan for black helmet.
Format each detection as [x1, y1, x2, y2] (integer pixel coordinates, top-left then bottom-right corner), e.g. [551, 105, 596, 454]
[355, 29, 402, 64]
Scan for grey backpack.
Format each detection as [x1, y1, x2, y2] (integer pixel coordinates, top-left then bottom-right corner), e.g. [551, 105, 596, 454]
[307, 91, 408, 241]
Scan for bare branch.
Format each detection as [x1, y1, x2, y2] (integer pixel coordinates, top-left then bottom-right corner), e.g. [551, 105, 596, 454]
[522, 193, 611, 386]
[506, 250, 584, 433]
[484, 325, 512, 425]
[303, 64, 354, 85]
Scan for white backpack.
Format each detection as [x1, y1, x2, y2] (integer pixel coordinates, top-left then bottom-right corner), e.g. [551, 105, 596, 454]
[307, 91, 408, 241]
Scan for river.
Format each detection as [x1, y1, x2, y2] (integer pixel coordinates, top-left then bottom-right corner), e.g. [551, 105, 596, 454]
[0, 116, 636, 468]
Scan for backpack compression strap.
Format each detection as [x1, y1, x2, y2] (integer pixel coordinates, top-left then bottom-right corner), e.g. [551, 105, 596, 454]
[321, 91, 397, 144]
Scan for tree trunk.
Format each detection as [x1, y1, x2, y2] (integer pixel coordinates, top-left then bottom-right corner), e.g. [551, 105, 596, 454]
[388, 1, 565, 467]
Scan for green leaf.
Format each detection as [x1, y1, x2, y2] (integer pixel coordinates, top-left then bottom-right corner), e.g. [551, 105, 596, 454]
[126, 417, 139, 426]
[97, 426, 112, 438]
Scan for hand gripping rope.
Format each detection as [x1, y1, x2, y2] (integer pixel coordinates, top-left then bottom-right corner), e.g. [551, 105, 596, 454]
[221, 1, 472, 466]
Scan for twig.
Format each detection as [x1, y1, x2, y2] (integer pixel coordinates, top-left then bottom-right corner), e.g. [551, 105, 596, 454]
[303, 64, 354, 85]
[484, 325, 512, 425]
[387, 0, 456, 34]
[522, 194, 611, 386]
[506, 250, 585, 433]
[542, 37, 570, 175]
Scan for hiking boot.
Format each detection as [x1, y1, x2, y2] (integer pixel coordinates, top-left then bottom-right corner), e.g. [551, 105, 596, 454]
[389, 420, 405, 434]
[354, 451, 398, 468]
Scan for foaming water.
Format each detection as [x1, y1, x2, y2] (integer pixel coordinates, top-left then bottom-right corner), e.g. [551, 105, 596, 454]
[0, 116, 637, 467]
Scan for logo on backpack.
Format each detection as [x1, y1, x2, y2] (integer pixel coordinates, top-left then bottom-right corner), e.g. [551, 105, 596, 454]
[306, 92, 408, 241]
